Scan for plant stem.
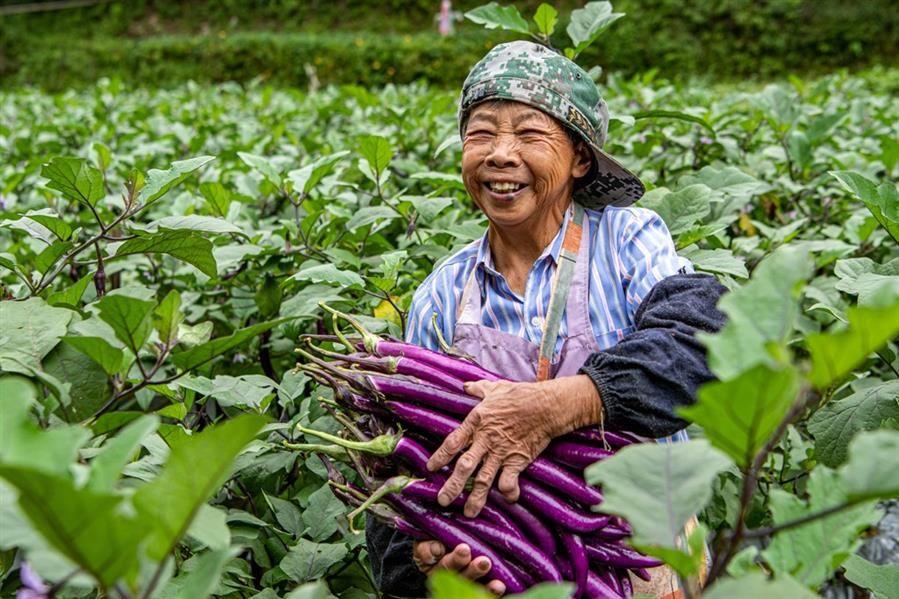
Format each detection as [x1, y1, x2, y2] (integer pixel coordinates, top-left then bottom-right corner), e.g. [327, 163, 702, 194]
[706, 386, 812, 584]
[742, 500, 862, 539]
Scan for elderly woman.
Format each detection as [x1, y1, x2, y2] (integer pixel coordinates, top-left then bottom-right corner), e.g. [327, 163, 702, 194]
[366, 41, 725, 597]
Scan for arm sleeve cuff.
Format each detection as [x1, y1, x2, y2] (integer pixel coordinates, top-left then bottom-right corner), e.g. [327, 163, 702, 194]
[579, 273, 727, 438]
[365, 514, 428, 598]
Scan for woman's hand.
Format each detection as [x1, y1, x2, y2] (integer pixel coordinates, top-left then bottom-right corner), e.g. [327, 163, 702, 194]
[413, 540, 507, 595]
[426, 375, 602, 517]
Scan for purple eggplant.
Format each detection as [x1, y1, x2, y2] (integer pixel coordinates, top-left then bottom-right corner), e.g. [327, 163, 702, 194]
[452, 517, 563, 583]
[518, 478, 611, 534]
[388, 493, 525, 593]
[560, 532, 587, 598]
[585, 541, 663, 569]
[586, 570, 626, 599]
[545, 440, 614, 470]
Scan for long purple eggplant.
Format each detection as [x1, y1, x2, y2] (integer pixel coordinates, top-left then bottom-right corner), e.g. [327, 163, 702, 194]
[545, 440, 614, 470]
[584, 541, 664, 569]
[368, 374, 479, 416]
[370, 340, 505, 383]
[586, 570, 626, 599]
[567, 428, 642, 447]
[517, 478, 611, 533]
[560, 532, 587, 598]
[387, 493, 525, 593]
[384, 402, 605, 506]
[487, 488, 557, 556]
[452, 517, 563, 583]
[618, 569, 635, 598]
[401, 480, 517, 532]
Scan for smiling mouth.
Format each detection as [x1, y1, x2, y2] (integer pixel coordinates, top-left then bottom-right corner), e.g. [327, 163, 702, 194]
[484, 181, 526, 194]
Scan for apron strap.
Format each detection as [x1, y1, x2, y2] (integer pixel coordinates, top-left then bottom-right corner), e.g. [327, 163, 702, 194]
[536, 203, 585, 381]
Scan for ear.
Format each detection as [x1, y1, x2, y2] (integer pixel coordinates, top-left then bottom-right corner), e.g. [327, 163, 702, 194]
[571, 142, 593, 179]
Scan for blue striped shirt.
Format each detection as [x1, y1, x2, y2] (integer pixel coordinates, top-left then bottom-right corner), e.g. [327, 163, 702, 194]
[406, 206, 692, 355]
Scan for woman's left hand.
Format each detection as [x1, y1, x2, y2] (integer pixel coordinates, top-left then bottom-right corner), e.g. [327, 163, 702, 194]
[427, 375, 602, 518]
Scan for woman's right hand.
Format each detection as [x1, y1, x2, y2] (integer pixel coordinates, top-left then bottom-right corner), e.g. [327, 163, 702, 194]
[412, 540, 507, 595]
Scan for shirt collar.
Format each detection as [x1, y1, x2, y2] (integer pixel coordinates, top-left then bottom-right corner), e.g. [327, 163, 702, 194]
[474, 205, 573, 279]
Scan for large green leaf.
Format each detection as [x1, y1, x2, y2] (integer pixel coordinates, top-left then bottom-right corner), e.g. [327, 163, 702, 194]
[842, 554, 899, 599]
[62, 335, 127, 376]
[137, 156, 216, 207]
[638, 184, 712, 236]
[154, 289, 184, 346]
[301, 485, 345, 541]
[464, 2, 530, 34]
[831, 171, 899, 242]
[133, 414, 266, 560]
[170, 319, 289, 371]
[114, 229, 217, 277]
[96, 293, 156, 354]
[429, 570, 493, 599]
[148, 215, 243, 236]
[358, 135, 394, 179]
[43, 341, 112, 419]
[701, 572, 818, 599]
[762, 468, 879, 587]
[86, 415, 159, 492]
[533, 4, 558, 37]
[0, 376, 88, 475]
[0, 466, 147, 588]
[584, 439, 732, 573]
[238, 152, 283, 187]
[808, 379, 899, 467]
[0, 297, 73, 374]
[24, 209, 74, 241]
[682, 248, 748, 279]
[700, 246, 812, 380]
[41, 157, 105, 207]
[279, 539, 348, 582]
[680, 365, 800, 468]
[565, 1, 624, 57]
[157, 547, 239, 599]
[177, 374, 276, 410]
[806, 299, 899, 389]
[840, 429, 899, 501]
[287, 151, 350, 195]
[290, 263, 365, 288]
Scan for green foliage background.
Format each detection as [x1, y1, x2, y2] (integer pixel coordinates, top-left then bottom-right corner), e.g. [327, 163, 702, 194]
[2, 0, 898, 89]
[1, 2, 898, 598]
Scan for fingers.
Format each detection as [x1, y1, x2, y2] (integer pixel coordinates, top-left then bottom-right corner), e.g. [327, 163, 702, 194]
[463, 380, 494, 399]
[497, 463, 523, 503]
[437, 442, 487, 507]
[486, 579, 507, 596]
[413, 540, 445, 572]
[436, 543, 472, 572]
[427, 413, 478, 472]
[465, 454, 502, 517]
[461, 555, 492, 580]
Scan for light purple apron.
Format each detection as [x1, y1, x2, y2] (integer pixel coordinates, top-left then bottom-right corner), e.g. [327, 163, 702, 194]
[448, 203, 699, 597]
[452, 204, 596, 382]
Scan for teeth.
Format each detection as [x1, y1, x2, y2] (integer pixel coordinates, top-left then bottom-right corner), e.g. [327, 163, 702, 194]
[488, 182, 523, 193]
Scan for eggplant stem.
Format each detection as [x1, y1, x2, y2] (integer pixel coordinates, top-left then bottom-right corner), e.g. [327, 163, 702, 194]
[345, 475, 418, 526]
[331, 311, 356, 352]
[296, 425, 397, 455]
[320, 302, 383, 353]
[431, 311, 453, 354]
[281, 440, 349, 459]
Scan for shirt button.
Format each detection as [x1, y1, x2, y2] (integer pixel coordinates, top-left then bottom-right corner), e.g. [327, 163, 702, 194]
[531, 316, 544, 327]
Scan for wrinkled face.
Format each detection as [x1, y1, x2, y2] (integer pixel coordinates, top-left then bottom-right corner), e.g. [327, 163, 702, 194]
[461, 101, 591, 230]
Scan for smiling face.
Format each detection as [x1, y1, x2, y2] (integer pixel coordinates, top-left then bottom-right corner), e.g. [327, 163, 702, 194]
[461, 101, 592, 233]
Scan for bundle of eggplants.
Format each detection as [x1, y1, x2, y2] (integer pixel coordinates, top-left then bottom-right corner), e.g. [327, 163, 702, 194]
[288, 306, 661, 598]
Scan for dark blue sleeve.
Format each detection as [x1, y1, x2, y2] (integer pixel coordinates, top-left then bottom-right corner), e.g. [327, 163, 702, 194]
[579, 273, 728, 438]
[365, 514, 428, 597]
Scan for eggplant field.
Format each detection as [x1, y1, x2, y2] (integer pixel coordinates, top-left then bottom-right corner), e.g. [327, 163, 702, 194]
[1, 15, 899, 598]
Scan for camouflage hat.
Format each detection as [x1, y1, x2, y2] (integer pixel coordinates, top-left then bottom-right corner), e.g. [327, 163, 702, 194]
[459, 40, 644, 208]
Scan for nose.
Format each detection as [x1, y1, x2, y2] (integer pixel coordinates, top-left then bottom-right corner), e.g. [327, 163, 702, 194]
[485, 134, 521, 169]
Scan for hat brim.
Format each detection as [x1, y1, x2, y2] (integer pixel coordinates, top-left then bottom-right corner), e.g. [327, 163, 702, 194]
[574, 143, 645, 209]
